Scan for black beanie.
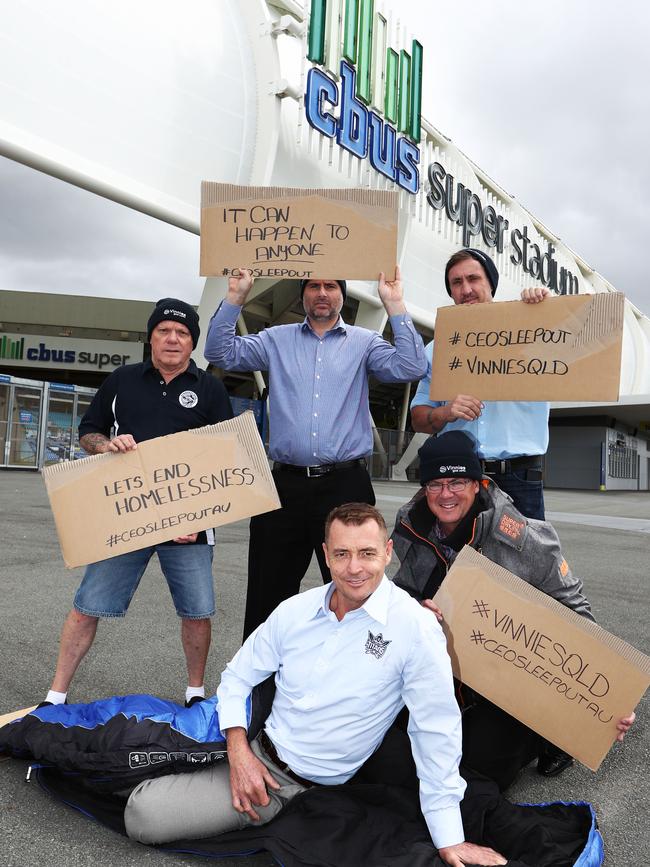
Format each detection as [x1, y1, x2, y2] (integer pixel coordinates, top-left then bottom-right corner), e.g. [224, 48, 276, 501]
[300, 279, 347, 301]
[147, 298, 200, 348]
[418, 431, 483, 485]
[445, 249, 499, 297]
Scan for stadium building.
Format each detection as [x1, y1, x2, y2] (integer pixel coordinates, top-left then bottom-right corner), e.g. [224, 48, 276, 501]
[1, 0, 649, 488]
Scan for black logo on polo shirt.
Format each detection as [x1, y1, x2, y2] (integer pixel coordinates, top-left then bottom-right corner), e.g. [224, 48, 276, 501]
[365, 631, 391, 659]
[179, 390, 198, 408]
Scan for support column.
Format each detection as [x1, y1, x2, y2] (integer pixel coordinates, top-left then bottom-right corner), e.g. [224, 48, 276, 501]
[391, 432, 427, 481]
[352, 294, 389, 475]
[397, 381, 410, 453]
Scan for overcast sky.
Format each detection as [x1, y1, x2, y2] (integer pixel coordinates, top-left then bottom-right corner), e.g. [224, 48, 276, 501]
[406, 0, 649, 312]
[1, 0, 648, 314]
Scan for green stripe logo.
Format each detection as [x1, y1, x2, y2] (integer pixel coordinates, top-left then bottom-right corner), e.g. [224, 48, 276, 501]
[0, 334, 25, 360]
[307, 0, 423, 143]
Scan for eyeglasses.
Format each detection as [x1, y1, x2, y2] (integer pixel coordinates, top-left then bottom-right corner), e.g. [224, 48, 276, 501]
[425, 479, 472, 494]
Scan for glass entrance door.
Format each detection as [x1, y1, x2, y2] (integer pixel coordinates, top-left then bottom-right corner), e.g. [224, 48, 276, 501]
[8, 385, 42, 467]
[0, 377, 97, 469]
[44, 389, 76, 465]
[0, 383, 9, 466]
[74, 393, 94, 459]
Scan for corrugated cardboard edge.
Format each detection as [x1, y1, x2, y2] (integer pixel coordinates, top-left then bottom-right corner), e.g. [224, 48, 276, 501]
[200, 183, 398, 231]
[572, 292, 624, 350]
[450, 546, 650, 675]
[201, 182, 398, 210]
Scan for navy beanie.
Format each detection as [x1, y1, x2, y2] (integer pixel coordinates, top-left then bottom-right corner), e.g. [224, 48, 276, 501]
[418, 431, 483, 485]
[300, 279, 347, 301]
[147, 298, 200, 348]
[445, 249, 499, 297]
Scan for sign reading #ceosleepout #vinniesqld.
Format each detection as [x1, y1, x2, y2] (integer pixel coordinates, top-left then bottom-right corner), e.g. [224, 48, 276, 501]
[200, 184, 398, 281]
[433, 546, 650, 771]
[42, 412, 280, 568]
[430, 292, 624, 401]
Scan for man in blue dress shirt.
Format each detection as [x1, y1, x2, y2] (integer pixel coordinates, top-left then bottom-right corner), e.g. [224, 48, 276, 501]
[124, 503, 506, 867]
[410, 249, 550, 521]
[205, 268, 427, 638]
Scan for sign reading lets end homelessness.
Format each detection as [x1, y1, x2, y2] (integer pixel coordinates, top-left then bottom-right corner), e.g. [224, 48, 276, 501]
[200, 183, 398, 281]
[433, 546, 650, 770]
[430, 292, 624, 401]
[42, 412, 280, 568]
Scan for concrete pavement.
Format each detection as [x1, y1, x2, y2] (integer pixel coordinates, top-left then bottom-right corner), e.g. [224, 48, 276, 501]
[1, 472, 648, 865]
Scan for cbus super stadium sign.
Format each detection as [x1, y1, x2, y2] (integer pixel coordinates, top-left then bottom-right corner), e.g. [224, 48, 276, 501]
[305, 0, 423, 194]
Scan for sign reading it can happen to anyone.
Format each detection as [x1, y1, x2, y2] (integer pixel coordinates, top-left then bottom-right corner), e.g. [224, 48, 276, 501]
[42, 412, 280, 568]
[200, 184, 398, 281]
[430, 292, 624, 401]
[433, 546, 650, 770]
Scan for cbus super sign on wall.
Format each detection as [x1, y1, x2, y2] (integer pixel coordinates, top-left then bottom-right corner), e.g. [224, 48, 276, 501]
[305, 0, 423, 194]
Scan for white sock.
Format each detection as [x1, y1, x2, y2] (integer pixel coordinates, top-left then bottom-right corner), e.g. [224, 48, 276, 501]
[185, 685, 205, 702]
[45, 690, 67, 705]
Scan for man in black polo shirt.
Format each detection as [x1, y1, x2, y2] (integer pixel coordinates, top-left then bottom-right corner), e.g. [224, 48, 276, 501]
[40, 299, 232, 709]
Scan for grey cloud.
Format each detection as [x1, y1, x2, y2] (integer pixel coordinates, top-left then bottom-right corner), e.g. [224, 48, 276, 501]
[410, 0, 650, 310]
[0, 156, 202, 302]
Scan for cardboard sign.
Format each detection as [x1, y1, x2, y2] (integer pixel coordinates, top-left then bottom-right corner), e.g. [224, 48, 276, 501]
[200, 184, 398, 280]
[42, 412, 280, 568]
[0, 707, 36, 729]
[433, 546, 650, 771]
[430, 293, 624, 400]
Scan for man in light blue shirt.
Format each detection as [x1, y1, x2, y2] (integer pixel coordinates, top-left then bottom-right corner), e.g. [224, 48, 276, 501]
[411, 249, 574, 779]
[124, 503, 506, 867]
[411, 249, 550, 520]
[205, 268, 427, 638]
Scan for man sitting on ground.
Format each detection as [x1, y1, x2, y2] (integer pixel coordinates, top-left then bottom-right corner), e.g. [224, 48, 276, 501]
[124, 503, 506, 867]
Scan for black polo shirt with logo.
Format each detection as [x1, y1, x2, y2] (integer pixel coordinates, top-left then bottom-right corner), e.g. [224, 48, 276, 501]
[79, 359, 233, 545]
[79, 359, 232, 442]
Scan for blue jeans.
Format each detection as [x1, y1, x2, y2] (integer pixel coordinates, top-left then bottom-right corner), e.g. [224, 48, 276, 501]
[492, 469, 545, 520]
[74, 544, 215, 619]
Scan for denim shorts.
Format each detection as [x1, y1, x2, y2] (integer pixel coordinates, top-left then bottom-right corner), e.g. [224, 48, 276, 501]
[74, 543, 215, 619]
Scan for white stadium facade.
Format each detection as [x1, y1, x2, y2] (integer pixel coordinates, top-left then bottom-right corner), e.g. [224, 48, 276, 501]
[1, 0, 649, 489]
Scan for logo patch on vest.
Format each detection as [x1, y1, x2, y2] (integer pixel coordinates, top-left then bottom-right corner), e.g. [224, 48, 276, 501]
[179, 390, 198, 408]
[496, 509, 527, 547]
[365, 630, 391, 659]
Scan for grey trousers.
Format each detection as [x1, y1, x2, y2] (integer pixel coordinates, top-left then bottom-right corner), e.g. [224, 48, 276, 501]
[124, 733, 307, 845]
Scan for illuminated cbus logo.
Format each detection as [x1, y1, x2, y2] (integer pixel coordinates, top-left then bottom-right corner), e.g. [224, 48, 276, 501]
[305, 0, 423, 194]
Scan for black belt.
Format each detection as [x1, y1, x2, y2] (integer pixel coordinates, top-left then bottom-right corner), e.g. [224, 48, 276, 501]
[258, 730, 319, 788]
[273, 458, 366, 478]
[481, 455, 542, 475]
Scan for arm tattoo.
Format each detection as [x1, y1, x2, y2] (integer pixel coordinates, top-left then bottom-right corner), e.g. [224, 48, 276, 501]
[79, 432, 111, 454]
